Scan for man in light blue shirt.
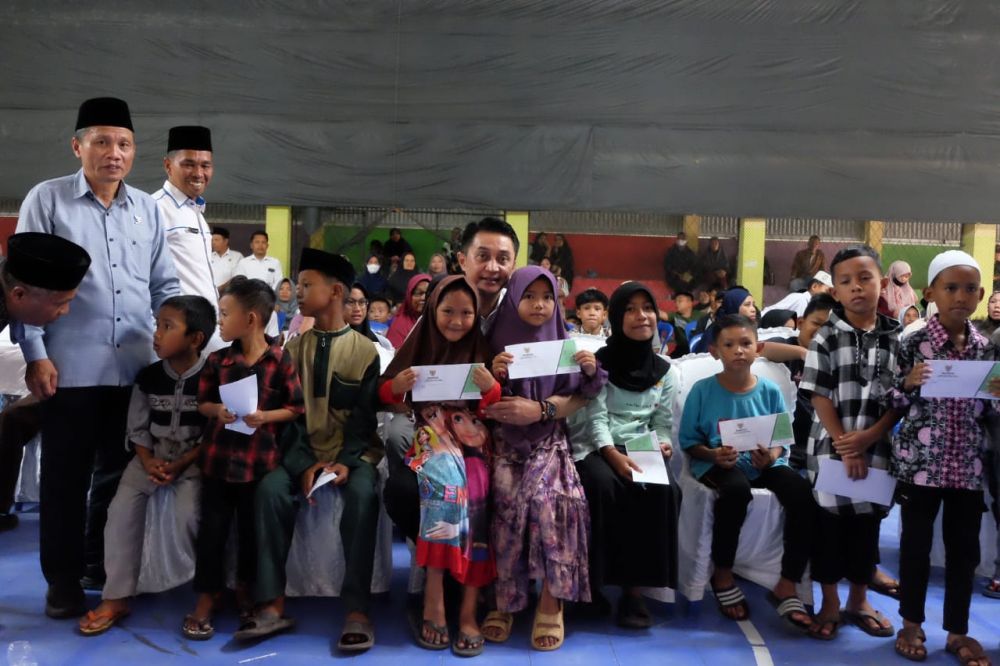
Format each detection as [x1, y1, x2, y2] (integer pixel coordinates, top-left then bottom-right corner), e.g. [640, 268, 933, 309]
[15, 97, 180, 618]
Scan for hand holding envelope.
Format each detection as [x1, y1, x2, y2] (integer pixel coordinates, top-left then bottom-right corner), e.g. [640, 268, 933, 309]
[410, 364, 485, 402]
[218, 375, 259, 435]
[920, 360, 1000, 400]
[504, 339, 598, 380]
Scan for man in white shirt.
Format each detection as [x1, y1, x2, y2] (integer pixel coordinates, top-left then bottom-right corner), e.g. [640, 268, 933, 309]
[761, 270, 834, 318]
[209, 226, 242, 290]
[234, 230, 283, 292]
[152, 126, 225, 352]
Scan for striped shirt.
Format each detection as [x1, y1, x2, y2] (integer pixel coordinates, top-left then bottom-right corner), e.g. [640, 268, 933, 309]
[800, 308, 899, 515]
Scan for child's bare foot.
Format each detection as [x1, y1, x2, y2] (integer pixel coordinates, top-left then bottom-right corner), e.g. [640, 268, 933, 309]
[78, 598, 130, 635]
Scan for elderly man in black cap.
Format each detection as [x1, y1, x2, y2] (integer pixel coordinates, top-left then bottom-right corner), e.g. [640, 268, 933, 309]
[153, 125, 224, 351]
[16, 97, 180, 618]
[0, 233, 91, 531]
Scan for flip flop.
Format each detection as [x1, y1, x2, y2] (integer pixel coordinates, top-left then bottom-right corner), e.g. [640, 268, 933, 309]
[415, 619, 450, 651]
[946, 635, 990, 666]
[233, 613, 296, 641]
[451, 631, 485, 658]
[842, 608, 894, 637]
[78, 607, 130, 636]
[766, 592, 812, 633]
[481, 610, 513, 643]
[337, 619, 374, 652]
[983, 578, 1000, 599]
[808, 615, 841, 641]
[894, 626, 928, 662]
[711, 583, 750, 621]
[869, 576, 901, 600]
[181, 614, 214, 641]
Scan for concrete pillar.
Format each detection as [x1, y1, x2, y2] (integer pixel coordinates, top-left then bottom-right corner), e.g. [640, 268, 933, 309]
[265, 205, 292, 275]
[683, 214, 701, 252]
[505, 211, 530, 268]
[737, 217, 766, 306]
[961, 223, 996, 319]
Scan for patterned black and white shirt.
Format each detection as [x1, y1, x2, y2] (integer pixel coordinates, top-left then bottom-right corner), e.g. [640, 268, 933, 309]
[800, 308, 899, 516]
[126, 357, 207, 462]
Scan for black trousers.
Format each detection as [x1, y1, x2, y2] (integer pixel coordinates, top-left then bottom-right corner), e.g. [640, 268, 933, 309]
[576, 450, 681, 590]
[0, 394, 41, 513]
[381, 414, 420, 542]
[194, 477, 259, 593]
[897, 482, 984, 634]
[40, 386, 131, 587]
[811, 509, 881, 586]
[700, 464, 815, 583]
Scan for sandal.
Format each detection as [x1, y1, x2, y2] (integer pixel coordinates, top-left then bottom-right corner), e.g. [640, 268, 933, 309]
[983, 578, 1000, 599]
[766, 592, 812, 633]
[415, 619, 450, 650]
[337, 619, 375, 652]
[78, 607, 130, 636]
[233, 612, 296, 641]
[711, 583, 750, 621]
[808, 614, 841, 641]
[842, 608, 894, 637]
[616, 594, 653, 629]
[482, 610, 513, 643]
[869, 575, 901, 600]
[531, 602, 564, 652]
[181, 614, 214, 641]
[946, 635, 991, 666]
[452, 631, 485, 657]
[894, 626, 928, 662]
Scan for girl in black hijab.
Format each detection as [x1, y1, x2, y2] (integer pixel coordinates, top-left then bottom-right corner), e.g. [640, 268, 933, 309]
[569, 281, 682, 628]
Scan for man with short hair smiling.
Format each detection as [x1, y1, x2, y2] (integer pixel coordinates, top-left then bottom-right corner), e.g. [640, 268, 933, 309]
[16, 96, 180, 618]
[153, 126, 224, 351]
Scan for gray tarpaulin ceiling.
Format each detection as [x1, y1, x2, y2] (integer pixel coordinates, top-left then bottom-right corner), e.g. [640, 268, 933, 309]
[2, 1, 1000, 221]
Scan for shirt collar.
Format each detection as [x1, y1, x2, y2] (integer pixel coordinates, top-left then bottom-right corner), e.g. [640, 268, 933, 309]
[162, 180, 206, 212]
[162, 355, 208, 380]
[219, 338, 279, 367]
[925, 314, 987, 353]
[73, 168, 132, 207]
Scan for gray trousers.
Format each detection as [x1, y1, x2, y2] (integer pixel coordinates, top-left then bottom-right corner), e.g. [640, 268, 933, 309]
[102, 455, 200, 600]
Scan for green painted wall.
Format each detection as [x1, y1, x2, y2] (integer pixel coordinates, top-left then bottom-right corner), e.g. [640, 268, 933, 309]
[320, 226, 449, 271]
[881, 243, 951, 292]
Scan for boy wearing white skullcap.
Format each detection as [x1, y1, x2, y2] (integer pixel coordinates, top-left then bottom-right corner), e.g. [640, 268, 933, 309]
[888, 248, 993, 662]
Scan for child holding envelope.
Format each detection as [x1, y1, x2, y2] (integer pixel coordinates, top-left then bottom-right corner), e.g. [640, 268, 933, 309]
[185, 277, 304, 640]
[679, 314, 815, 632]
[569, 281, 681, 629]
[888, 250, 993, 665]
[489, 265, 606, 651]
[800, 245, 900, 641]
[379, 275, 500, 657]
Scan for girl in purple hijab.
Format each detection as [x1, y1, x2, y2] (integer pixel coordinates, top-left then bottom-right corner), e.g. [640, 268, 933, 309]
[486, 265, 606, 651]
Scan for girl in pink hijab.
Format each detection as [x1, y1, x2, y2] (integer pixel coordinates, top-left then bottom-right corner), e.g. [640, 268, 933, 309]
[879, 260, 917, 317]
[387, 273, 431, 348]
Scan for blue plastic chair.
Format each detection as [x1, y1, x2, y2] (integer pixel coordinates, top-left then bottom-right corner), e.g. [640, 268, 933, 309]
[684, 320, 699, 342]
[656, 322, 674, 354]
[689, 333, 705, 354]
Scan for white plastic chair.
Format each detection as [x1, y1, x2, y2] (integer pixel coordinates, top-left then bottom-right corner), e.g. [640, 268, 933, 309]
[670, 352, 813, 604]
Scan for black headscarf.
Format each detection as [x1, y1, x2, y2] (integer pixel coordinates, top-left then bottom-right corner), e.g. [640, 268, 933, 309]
[596, 281, 670, 393]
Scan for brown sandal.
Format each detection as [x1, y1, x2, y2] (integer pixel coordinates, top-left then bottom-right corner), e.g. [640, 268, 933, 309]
[946, 636, 991, 666]
[894, 626, 928, 662]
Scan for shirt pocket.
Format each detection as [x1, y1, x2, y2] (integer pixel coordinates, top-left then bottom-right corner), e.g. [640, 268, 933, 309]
[329, 373, 361, 411]
[124, 221, 155, 280]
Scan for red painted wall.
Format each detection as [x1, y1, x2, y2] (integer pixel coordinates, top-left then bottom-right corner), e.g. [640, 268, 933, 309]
[0, 217, 17, 255]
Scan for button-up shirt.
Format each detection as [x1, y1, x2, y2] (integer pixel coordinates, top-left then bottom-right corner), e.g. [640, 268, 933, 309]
[16, 169, 180, 387]
[210, 248, 243, 287]
[153, 180, 217, 309]
[234, 254, 283, 291]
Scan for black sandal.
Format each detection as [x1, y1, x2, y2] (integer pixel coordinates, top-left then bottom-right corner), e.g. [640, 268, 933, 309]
[616, 594, 653, 629]
[711, 583, 749, 621]
[767, 592, 812, 633]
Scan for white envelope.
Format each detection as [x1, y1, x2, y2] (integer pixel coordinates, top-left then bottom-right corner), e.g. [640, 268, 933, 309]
[572, 334, 606, 354]
[815, 457, 896, 506]
[717, 413, 794, 452]
[624, 432, 670, 485]
[219, 374, 259, 435]
[921, 360, 1000, 400]
[307, 469, 339, 498]
[506, 339, 582, 379]
[410, 364, 484, 402]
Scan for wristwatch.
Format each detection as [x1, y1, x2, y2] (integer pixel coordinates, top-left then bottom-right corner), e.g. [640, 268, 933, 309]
[540, 399, 557, 422]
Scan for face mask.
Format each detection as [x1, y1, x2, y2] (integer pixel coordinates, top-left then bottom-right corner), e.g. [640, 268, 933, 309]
[677, 239, 687, 247]
[367, 264, 380, 274]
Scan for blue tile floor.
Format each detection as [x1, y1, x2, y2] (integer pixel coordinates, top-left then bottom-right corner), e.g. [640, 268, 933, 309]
[0, 507, 997, 665]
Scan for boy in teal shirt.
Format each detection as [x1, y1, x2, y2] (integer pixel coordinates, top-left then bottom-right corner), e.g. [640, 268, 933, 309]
[679, 314, 816, 632]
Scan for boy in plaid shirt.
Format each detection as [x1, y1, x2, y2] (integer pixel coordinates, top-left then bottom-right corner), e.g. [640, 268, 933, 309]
[183, 277, 304, 640]
[800, 245, 900, 641]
